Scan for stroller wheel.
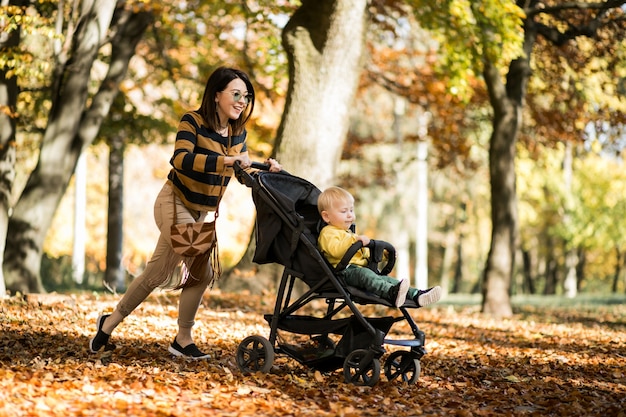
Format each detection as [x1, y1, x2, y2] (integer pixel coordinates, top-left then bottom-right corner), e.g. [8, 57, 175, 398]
[343, 349, 381, 387]
[236, 335, 275, 374]
[384, 350, 421, 384]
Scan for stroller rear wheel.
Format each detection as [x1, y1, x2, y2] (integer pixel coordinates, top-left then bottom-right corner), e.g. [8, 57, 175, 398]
[384, 350, 421, 383]
[343, 349, 381, 386]
[236, 335, 275, 374]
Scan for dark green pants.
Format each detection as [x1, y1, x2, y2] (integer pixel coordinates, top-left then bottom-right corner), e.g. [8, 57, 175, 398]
[339, 265, 418, 300]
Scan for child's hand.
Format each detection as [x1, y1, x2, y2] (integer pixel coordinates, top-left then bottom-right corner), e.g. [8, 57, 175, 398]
[358, 235, 370, 246]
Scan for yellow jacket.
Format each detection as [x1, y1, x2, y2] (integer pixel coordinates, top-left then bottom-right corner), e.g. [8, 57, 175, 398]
[318, 225, 369, 268]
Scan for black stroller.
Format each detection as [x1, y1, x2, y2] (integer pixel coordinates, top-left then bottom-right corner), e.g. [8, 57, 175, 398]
[233, 163, 429, 386]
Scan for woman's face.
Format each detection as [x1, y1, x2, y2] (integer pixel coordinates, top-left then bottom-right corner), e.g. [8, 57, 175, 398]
[216, 78, 251, 123]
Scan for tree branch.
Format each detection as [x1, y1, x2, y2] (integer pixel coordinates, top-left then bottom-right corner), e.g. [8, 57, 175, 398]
[527, 0, 626, 18]
[528, 0, 626, 45]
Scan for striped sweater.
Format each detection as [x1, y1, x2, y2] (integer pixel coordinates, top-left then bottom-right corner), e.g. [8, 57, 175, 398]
[168, 111, 247, 212]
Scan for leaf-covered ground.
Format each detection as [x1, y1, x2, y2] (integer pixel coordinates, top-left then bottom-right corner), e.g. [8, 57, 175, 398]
[1, 291, 624, 417]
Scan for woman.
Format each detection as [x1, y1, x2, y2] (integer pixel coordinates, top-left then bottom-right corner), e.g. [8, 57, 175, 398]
[89, 67, 282, 359]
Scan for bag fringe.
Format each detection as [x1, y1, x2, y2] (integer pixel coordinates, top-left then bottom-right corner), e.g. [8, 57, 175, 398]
[175, 242, 221, 290]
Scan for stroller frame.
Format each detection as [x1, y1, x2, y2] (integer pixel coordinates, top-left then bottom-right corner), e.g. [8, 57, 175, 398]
[234, 163, 428, 386]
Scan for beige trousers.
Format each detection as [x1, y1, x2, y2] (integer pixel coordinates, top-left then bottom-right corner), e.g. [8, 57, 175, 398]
[114, 182, 212, 329]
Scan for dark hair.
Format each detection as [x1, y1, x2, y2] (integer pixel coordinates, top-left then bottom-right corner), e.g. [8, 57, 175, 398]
[197, 66, 255, 136]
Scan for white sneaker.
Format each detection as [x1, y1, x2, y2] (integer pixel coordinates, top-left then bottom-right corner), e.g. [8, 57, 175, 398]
[391, 277, 410, 308]
[415, 286, 442, 307]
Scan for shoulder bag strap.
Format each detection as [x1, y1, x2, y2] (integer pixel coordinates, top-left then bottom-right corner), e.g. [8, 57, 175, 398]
[212, 127, 232, 220]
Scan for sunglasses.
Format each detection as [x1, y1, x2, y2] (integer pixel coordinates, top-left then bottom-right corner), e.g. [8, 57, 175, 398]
[226, 90, 253, 105]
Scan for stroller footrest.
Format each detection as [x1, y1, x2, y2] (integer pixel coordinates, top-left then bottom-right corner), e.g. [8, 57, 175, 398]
[383, 338, 424, 347]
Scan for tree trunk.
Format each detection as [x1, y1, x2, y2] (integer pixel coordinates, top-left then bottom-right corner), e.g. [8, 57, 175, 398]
[521, 249, 536, 294]
[562, 141, 578, 298]
[0, 0, 25, 297]
[439, 217, 456, 297]
[72, 153, 87, 284]
[612, 247, 622, 293]
[481, 24, 535, 317]
[563, 248, 578, 298]
[4, 5, 151, 294]
[452, 202, 468, 294]
[221, 0, 368, 292]
[543, 246, 558, 295]
[451, 234, 463, 294]
[414, 140, 429, 289]
[275, 0, 368, 187]
[576, 247, 586, 291]
[481, 107, 518, 316]
[105, 134, 125, 292]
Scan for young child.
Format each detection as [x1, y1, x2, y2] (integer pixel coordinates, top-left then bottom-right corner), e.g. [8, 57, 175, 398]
[317, 186, 442, 308]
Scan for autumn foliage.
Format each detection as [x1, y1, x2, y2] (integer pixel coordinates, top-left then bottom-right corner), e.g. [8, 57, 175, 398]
[1, 291, 624, 416]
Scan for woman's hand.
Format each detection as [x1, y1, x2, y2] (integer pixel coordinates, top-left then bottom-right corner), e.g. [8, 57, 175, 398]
[227, 154, 251, 169]
[265, 158, 282, 172]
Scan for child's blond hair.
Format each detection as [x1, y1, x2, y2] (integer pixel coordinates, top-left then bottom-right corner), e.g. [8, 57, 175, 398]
[317, 186, 354, 214]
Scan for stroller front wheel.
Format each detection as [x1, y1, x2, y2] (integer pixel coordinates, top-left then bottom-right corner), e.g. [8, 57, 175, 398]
[236, 335, 275, 374]
[343, 349, 381, 386]
[384, 350, 421, 384]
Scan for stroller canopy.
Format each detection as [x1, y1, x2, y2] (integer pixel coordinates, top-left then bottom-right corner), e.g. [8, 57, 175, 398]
[252, 172, 327, 287]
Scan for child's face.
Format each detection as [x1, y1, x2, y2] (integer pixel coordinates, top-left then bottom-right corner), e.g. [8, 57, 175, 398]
[321, 198, 355, 230]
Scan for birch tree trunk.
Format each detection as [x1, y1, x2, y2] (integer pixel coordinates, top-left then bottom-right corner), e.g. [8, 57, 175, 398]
[562, 141, 578, 298]
[72, 153, 87, 285]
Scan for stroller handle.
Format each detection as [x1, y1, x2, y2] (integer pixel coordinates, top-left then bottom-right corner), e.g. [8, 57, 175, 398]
[233, 160, 272, 172]
[234, 160, 286, 187]
[250, 161, 271, 170]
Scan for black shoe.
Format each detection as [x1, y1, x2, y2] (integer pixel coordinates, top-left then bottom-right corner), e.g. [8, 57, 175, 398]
[414, 286, 442, 307]
[386, 277, 410, 307]
[168, 338, 211, 360]
[90, 314, 115, 353]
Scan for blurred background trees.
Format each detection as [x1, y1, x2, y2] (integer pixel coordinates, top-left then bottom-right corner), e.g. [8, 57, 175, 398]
[1, 0, 625, 317]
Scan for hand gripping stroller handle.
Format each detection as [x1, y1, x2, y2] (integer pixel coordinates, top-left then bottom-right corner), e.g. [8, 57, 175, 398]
[251, 161, 290, 175]
[234, 161, 290, 187]
[233, 160, 272, 187]
[232, 160, 270, 172]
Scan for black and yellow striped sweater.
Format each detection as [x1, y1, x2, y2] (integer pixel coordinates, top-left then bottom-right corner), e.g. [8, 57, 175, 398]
[168, 111, 247, 212]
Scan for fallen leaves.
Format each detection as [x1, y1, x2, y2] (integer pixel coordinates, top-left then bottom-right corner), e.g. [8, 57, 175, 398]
[0, 291, 625, 416]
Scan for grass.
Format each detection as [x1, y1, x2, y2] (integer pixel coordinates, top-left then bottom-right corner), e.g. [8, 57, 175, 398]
[439, 292, 626, 308]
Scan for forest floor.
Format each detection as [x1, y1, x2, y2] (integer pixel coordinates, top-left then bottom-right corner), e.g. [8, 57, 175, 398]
[1, 290, 625, 417]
